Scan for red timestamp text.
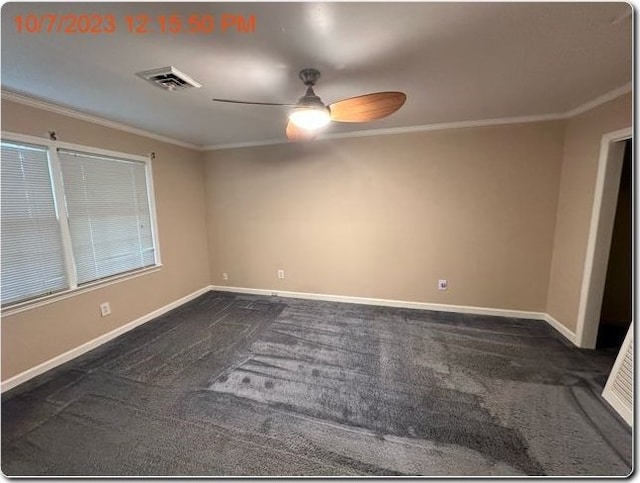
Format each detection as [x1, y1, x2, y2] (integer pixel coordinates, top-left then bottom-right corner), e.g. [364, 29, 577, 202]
[15, 14, 116, 34]
[14, 13, 256, 34]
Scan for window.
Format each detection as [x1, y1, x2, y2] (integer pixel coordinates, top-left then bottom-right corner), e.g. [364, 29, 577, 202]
[1, 142, 68, 304]
[1, 135, 160, 307]
[58, 150, 156, 284]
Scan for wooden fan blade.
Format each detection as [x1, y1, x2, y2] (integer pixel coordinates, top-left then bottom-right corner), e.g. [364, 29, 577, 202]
[329, 92, 406, 122]
[286, 121, 316, 141]
[212, 98, 297, 107]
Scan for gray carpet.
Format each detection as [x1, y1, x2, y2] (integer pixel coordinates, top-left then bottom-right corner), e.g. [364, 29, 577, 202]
[1, 291, 632, 476]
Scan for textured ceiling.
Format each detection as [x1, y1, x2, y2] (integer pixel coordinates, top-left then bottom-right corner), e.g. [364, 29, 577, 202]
[1, 2, 632, 148]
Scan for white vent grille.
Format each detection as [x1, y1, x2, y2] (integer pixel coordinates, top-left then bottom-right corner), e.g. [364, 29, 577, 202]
[612, 339, 633, 405]
[603, 325, 633, 426]
[136, 66, 201, 91]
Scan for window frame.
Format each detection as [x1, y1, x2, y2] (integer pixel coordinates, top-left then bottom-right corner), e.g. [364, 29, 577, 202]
[1, 131, 162, 315]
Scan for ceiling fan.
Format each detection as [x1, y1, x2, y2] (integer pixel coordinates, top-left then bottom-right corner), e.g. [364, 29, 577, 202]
[212, 68, 406, 141]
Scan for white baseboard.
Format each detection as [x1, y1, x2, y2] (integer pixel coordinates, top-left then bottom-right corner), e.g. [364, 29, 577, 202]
[210, 285, 547, 320]
[1, 286, 210, 393]
[2, 285, 579, 393]
[211, 285, 578, 345]
[543, 313, 577, 345]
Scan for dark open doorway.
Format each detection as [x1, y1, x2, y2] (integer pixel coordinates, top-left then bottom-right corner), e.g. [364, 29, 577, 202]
[596, 139, 632, 351]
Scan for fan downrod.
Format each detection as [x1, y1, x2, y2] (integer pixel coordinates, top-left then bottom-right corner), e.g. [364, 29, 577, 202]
[299, 68, 321, 86]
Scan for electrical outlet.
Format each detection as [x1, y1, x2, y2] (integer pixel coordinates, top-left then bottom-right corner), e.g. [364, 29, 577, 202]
[438, 279, 448, 291]
[277, 269, 285, 279]
[222, 272, 228, 281]
[100, 302, 111, 317]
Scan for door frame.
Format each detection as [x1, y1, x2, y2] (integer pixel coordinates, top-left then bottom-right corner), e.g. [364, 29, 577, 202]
[575, 127, 632, 349]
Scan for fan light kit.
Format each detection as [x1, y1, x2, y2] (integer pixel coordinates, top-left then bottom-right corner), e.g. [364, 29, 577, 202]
[289, 106, 331, 130]
[212, 68, 406, 141]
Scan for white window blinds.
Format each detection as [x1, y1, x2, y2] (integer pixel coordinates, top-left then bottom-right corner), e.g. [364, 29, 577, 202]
[1, 142, 68, 305]
[58, 149, 156, 285]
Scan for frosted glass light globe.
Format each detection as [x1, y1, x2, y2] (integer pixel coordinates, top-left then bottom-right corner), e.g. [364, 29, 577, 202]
[289, 107, 331, 130]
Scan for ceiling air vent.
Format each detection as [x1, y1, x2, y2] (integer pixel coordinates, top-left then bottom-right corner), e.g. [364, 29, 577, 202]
[136, 66, 201, 91]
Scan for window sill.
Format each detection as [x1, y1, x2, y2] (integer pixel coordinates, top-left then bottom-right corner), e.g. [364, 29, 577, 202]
[1, 265, 163, 317]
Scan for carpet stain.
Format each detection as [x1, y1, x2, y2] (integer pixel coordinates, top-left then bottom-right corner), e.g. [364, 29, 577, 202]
[1, 292, 631, 476]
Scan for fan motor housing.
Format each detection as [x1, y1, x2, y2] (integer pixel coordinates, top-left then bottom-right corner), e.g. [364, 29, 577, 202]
[297, 86, 326, 109]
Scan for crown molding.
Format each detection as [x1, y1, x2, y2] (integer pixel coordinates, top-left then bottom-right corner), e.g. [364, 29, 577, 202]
[202, 112, 565, 151]
[320, 112, 565, 141]
[1, 90, 201, 150]
[203, 83, 632, 151]
[203, 137, 297, 151]
[3, 82, 631, 152]
[562, 83, 632, 118]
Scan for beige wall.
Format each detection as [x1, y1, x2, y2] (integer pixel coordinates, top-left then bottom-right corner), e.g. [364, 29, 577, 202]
[204, 122, 566, 311]
[1, 91, 631, 382]
[546, 93, 632, 333]
[1, 100, 211, 380]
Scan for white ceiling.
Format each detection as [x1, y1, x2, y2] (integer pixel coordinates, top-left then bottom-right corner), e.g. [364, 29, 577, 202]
[1, 2, 632, 148]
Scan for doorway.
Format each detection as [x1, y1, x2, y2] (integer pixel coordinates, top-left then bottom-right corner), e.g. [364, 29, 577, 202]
[575, 128, 632, 350]
[596, 140, 632, 351]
